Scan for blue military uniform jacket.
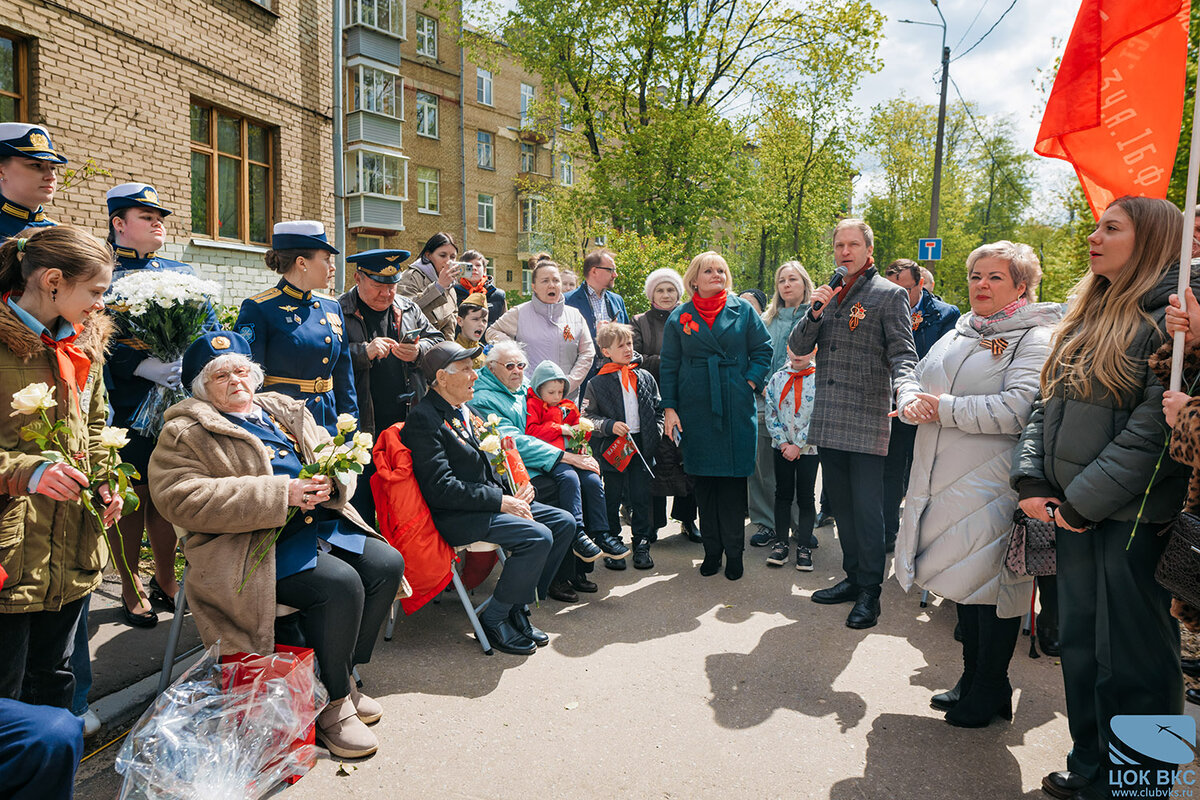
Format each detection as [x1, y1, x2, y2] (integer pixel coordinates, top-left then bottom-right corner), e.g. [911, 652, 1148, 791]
[910, 288, 961, 359]
[235, 279, 358, 434]
[0, 192, 55, 241]
[105, 247, 220, 426]
[224, 411, 365, 579]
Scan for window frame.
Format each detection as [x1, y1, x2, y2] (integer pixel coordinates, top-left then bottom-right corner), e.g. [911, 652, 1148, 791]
[476, 131, 494, 170]
[415, 91, 439, 139]
[348, 61, 399, 118]
[347, 0, 406, 38]
[416, 166, 440, 214]
[415, 13, 438, 59]
[559, 152, 574, 186]
[0, 31, 29, 123]
[345, 145, 408, 199]
[520, 196, 540, 233]
[520, 83, 535, 127]
[476, 67, 493, 106]
[519, 141, 536, 173]
[477, 193, 495, 232]
[559, 97, 573, 131]
[189, 100, 275, 246]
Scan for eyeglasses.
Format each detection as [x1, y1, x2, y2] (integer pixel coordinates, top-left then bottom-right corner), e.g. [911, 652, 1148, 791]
[503, 361, 528, 371]
[210, 366, 253, 383]
[594, 265, 617, 273]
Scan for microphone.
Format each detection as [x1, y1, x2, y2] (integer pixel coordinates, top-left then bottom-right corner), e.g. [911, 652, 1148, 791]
[810, 266, 849, 313]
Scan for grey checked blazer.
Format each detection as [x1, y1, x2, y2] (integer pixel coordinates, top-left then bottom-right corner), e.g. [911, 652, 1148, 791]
[789, 266, 919, 456]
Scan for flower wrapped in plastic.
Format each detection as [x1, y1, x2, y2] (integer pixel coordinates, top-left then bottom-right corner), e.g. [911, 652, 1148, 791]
[116, 643, 328, 799]
[106, 270, 221, 437]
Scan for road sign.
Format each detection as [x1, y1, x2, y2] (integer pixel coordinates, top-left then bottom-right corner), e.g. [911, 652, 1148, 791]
[918, 238, 943, 261]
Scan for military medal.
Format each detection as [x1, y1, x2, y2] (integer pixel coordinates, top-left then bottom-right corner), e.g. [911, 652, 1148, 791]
[910, 310, 923, 331]
[849, 303, 866, 331]
[280, 305, 298, 312]
[980, 338, 1009, 356]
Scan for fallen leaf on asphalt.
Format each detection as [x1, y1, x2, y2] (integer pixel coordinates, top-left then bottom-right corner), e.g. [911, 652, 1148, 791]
[336, 762, 357, 777]
[564, 701, 579, 710]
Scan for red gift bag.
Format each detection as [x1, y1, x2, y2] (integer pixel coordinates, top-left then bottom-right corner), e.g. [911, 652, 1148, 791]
[220, 644, 320, 786]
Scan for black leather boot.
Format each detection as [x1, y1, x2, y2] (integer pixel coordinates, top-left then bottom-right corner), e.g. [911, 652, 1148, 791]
[945, 606, 1019, 728]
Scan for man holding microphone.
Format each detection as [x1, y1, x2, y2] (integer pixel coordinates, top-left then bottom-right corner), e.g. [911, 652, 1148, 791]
[788, 219, 918, 629]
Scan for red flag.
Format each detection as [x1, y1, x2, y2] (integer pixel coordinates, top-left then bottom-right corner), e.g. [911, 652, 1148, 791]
[1035, 0, 1190, 219]
[602, 435, 637, 472]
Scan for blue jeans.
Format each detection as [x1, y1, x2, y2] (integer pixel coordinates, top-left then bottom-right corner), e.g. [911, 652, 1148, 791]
[69, 596, 92, 716]
[0, 699, 83, 800]
[545, 461, 608, 535]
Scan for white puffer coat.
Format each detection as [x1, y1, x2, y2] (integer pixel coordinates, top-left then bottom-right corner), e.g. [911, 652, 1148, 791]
[894, 301, 1063, 618]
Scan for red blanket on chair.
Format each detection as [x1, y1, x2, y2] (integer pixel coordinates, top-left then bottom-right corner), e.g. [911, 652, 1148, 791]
[371, 423, 455, 614]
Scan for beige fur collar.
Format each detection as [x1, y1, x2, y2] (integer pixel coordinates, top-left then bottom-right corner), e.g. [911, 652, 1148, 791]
[0, 302, 114, 362]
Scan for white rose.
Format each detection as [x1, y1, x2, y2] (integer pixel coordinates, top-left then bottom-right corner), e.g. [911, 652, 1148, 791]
[99, 426, 131, 449]
[353, 448, 372, 465]
[353, 432, 373, 450]
[478, 434, 501, 454]
[578, 418, 594, 432]
[486, 413, 501, 426]
[11, 383, 56, 416]
[336, 414, 357, 434]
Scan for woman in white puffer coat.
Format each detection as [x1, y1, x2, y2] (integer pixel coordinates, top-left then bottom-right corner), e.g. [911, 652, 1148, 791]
[894, 240, 1063, 729]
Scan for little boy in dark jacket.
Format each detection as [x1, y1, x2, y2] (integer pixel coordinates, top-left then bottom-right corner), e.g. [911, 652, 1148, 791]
[582, 323, 664, 570]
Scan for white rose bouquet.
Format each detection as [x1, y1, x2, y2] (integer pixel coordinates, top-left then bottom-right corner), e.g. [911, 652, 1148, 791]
[106, 270, 222, 437]
[239, 415, 373, 591]
[568, 417, 594, 454]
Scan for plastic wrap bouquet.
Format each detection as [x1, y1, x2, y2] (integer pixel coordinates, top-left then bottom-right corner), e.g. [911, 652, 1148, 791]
[116, 643, 328, 800]
[106, 270, 221, 437]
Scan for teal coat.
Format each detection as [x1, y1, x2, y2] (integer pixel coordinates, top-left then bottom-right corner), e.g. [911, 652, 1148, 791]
[659, 294, 773, 477]
[468, 366, 564, 477]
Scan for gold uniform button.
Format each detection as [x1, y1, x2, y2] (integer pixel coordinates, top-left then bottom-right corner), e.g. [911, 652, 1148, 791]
[312, 302, 320, 308]
[279, 449, 288, 457]
[322, 357, 329, 364]
[304, 515, 314, 524]
[325, 336, 331, 343]
[319, 319, 327, 325]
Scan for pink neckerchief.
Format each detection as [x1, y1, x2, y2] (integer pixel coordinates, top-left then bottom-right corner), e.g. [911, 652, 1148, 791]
[970, 297, 1028, 331]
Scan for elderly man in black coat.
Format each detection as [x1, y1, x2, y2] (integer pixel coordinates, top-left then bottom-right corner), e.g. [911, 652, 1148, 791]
[400, 342, 575, 655]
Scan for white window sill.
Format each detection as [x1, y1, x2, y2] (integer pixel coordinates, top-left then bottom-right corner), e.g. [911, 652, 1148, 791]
[189, 238, 269, 254]
[417, 208, 441, 215]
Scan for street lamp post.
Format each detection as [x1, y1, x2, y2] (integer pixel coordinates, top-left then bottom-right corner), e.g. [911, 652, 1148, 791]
[899, 0, 949, 242]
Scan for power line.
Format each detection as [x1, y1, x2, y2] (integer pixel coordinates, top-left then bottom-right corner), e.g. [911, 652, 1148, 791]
[949, 75, 1029, 202]
[951, 0, 1020, 63]
[952, 0, 991, 53]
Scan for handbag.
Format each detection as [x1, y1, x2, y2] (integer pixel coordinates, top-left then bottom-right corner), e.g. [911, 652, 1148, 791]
[1004, 509, 1057, 577]
[1155, 510, 1200, 610]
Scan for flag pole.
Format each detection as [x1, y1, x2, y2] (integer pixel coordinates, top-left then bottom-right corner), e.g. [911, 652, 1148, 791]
[1171, 60, 1200, 392]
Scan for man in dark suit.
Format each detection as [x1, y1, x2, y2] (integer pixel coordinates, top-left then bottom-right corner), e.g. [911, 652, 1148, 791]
[789, 219, 918, 630]
[565, 249, 631, 392]
[400, 342, 574, 655]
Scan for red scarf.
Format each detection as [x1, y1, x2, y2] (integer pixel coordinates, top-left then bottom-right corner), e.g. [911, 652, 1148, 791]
[691, 292, 727, 328]
[597, 362, 638, 393]
[4, 293, 89, 410]
[459, 277, 487, 295]
[839, 257, 875, 299]
[779, 366, 815, 413]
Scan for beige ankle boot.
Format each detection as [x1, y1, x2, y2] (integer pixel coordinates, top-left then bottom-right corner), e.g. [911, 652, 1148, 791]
[350, 682, 383, 725]
[316, 696, 379, 758]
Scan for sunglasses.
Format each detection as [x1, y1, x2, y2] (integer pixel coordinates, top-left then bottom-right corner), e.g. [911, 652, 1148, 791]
[503, 361, 528, 370]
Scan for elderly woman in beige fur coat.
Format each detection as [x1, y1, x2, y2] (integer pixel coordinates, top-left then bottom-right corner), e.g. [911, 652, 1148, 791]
[149, 330, 405, 760]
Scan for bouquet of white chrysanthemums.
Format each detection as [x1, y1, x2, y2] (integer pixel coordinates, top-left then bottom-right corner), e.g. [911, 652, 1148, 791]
[107, 270, 221, 437]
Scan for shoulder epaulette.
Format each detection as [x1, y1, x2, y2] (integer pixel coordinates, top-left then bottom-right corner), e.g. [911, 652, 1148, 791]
[250, 287, 282, 303]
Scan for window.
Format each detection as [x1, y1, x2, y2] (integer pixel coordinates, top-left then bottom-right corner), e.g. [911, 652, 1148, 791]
[477, 193, 494, 231]
[415, 91, 438, 138]
[476, 131, 494, 169]
[520, 197, 540, 232]
[476, 68, 493, 106]
[356, 235, 383, 251]
[506, 269, 513, 283]
[416, 166, 439, 213]
[0, 33, 27, 122]
[189, 102, 274, 245]
[415, 14, 437, 58]
[348, 0, 404, 37]
[519, 142, 536, 173]
[349, 64, 397, 117]
[559, 152, 574, 186]
[520, 83, 535, 127]
[522, 268, 532, 293]
[559, 97, 572, 131]
[346, 148, 406, 196]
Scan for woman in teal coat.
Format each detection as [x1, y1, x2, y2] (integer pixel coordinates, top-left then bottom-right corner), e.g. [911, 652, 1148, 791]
[660, 252, 772, 580]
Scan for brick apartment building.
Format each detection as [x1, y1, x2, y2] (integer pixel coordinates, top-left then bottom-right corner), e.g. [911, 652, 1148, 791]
[0, 0, 336, 304]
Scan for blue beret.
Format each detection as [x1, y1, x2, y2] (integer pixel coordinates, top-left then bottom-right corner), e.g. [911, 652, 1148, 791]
[182, 331, 254, 391]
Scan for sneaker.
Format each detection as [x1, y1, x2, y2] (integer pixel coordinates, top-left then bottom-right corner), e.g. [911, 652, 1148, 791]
[632, 541, 654, 570]
[749, 525, 775, 547]
[807, 532, 819, 548]
[814, 512, 835, 528]
[795, 547, 813, 572]
[603, 556, 627, 571]
[80, 709, 101, 736]
[766, 541, 789, 566]
[594, 533, 630, 559]
[572, 530, 604, 562]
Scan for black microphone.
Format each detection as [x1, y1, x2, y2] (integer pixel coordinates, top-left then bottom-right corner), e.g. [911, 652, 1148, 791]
[810, 266, 849, 313]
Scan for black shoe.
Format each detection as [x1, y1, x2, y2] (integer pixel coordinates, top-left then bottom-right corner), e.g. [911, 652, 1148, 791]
[1041, 771, 1091, 799]
[953, 620, 964, 643]
[845, 591, 880, 629]
[572, 530, 603, 562]
[766, 541, 788, 566]
[632, 541, 654, 570]
[930, 677, 966, 711]
[944, 681, 1012, 728]
[1183, 657, 1200, 678]
[811, 579, 858, 605]
[509, 606, 549, 647]
[795, 546, 813, 572]
[547, 580, 578, 603]
[724, 553, 743, 581]
[603, 556, 627, 571]
[814, 512, 834, 528]
[1037, 613, 1060, 657]
[1187, 688, 1200, 706]
[121, 599, 158, 629]
[807, 532, 819, 548]
[749, 525, 774, 547]
[568, 575, 598, 593]
[699, 553, 722, 576]
[680, 520, 703, 543]
[595, 534, 630, 559]
[148, 577, 176, 613]
[478, 618, 536, 655]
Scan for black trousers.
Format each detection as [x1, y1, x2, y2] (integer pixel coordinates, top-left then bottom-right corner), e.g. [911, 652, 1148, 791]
[0, 597, 85, 708]
[882, 416, 917, 541]
[274, 536, 404, 700]
[603, 436, 653, 542]
[772, 451, 819, 548]
[1057, 517, 1182, 782]
[476, 501, 575, 612]
[530, 472, 594, 582]
[819, 448, 887, 594]
[349, 460, 379, 527]
[693, 475, 748, 559]
[653, 493, 696, 531]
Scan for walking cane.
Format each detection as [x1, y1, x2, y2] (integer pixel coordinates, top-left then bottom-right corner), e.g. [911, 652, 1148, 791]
[1028, 583, 1040, 660]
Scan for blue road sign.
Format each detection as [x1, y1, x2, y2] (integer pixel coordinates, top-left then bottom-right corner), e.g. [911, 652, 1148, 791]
[918, 238, 943, 261]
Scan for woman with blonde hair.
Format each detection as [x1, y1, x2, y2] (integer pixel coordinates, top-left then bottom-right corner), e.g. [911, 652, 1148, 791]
[1012, 196, 1193, 800]
[659, 252, 772, 579]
